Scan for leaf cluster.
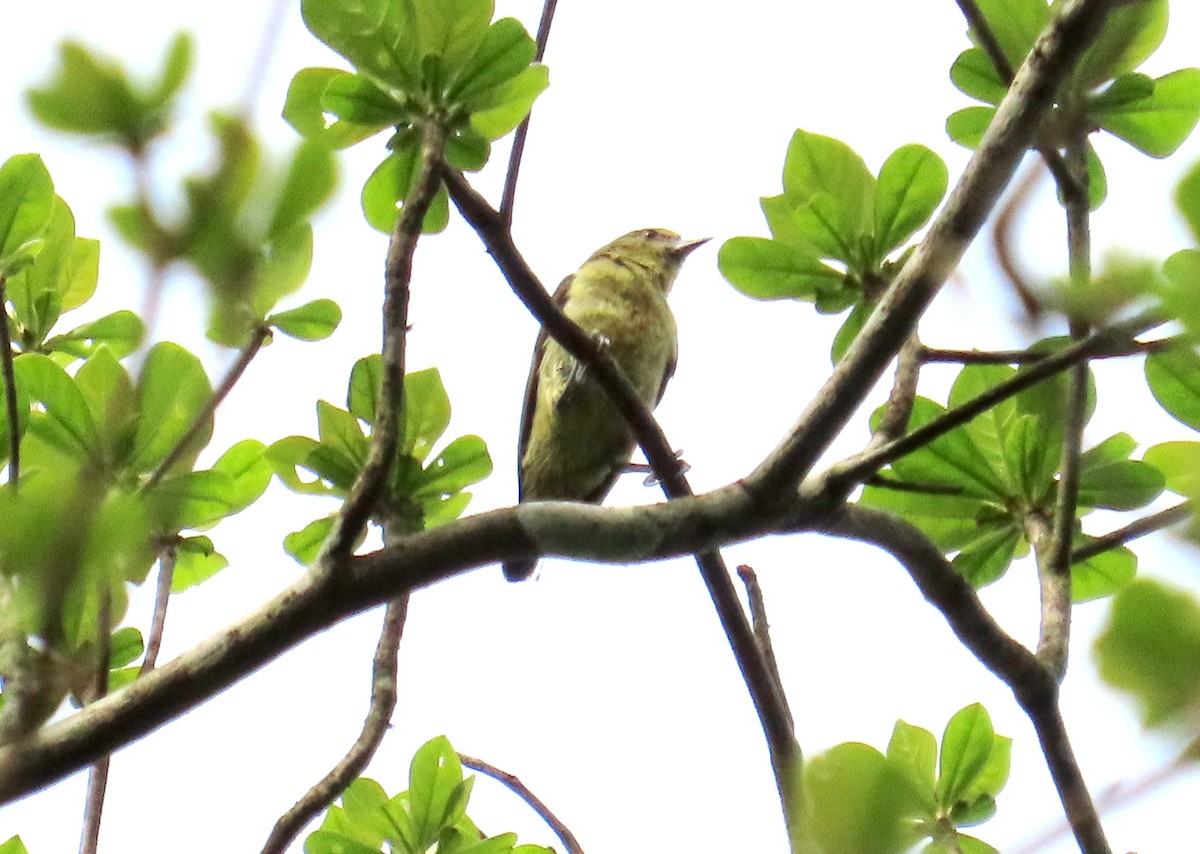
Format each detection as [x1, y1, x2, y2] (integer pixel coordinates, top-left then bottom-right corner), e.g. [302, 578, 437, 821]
[307, 736, 553, 854]
[285, 0, 548, 234]
[268, 362, 492, 563]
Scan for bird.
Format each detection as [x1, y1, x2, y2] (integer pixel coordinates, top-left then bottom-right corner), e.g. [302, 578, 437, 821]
[503, 228, 709, 581]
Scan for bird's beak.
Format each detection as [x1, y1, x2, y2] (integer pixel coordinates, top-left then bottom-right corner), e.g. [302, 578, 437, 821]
[674, 236, 711, 257]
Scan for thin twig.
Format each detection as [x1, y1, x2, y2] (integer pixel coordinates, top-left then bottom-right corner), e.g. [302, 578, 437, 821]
[0, 279, 19, 488]
[736, 566, 793, 730]
[918, 337, 1169, 364]
[263, 597, 409, 853]
[314, 123, 446, 568]
[143, 324, 270, 490]
[825, 311, 1163, 490]
[139, 549, 176, 676]
[1070, 501, 1193, 563]
[1038, 137, 1092, 679]
[443, 167, 801, 841]
[499, 0, 558, 226]
[458, 752, 586, 854]
[78, 592, 113, 854]
[992, 159, 1046, 316]
[240, 0, 291, 115]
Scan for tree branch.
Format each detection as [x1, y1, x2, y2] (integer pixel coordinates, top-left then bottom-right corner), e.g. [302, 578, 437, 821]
[262, 597, 409, 853]
[138, 550, 175, 676]
[0, 481, 815, 808]
[499, 0, 558, 226]
[1070, 501, 1192, 563]
[821, 505, 1111, 854]
[824, 311, 1162, 491]
[458, 752, 585, 854]
[918, 336, 1169, 364]
[736, 565, 793, 730]
[314, 121, 445, 566]
[747, 0, 1121, 505]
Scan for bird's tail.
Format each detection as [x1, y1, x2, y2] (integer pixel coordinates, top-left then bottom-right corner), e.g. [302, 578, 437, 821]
[502, 559, 537, 582]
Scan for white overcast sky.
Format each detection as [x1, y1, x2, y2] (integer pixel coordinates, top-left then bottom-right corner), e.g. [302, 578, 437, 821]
[3, 1, 1200, 852]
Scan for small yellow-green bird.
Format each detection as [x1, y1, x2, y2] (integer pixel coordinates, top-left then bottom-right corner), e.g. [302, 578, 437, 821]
[503, 228, 709, 581]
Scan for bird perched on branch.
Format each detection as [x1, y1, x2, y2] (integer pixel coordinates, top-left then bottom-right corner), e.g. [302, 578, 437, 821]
[503, 228, 709, 582]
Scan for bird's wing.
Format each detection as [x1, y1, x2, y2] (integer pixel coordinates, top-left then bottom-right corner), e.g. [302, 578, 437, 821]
[655, 339, 677, 408]
[516, 274, 574, 499]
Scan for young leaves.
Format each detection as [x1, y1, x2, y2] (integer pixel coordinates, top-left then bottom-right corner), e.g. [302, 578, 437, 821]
[719, 131, 947, 361]
[287, 0, 549, 233]
[268, 362, 492, 564]
[860, 355, 1161, 594]
[801, 705, 1010, 854]
[306, 736, 553, 854]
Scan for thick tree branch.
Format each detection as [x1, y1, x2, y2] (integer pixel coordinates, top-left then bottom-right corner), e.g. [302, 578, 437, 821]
[458, 752, 585, 854]
[0, 482, 816, 807]
[747, 0, 1121, 505]
[443, 166, 801, 832]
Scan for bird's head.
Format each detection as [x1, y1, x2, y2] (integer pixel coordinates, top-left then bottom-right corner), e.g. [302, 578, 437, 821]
[593, 228, 711, 289]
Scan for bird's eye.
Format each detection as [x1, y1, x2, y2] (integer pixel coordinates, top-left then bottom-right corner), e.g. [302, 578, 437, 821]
[643, 229, 661, 240]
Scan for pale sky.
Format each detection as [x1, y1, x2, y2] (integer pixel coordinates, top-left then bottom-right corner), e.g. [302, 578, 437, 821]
[3, 1, 1200, 852]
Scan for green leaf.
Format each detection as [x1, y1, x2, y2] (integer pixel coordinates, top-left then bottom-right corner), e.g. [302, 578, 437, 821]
[718, 237, 842, 301]
[946, 107, 995, 149]
[45, 310, 146, 361]
[0, 835, 31, 854]
[266, 435, 343, 495]
[1073, 0, 1168, 90]
[831, 300, 871, 363]
[411, 435, 492, 499]
[282, 68, 391, 149]
[172, 536, 229, 592]
[802, 742, 925, 854]
[130, 344, 212, 474]
[858, 484, 989, 554]
[1145, 347, 1200, 431]
[270, 139, 338, 238]
[887, 720, 938, 810]
[301, 0, 421, 92]
[348, 355, 382, 424]
[872, 144, 947, 259]
[408, 736, 466, 848]
[148, 33, 194, 107]
[1144, 441, 1200, 496]
[450, 17, 538, 101]
[284, 515, 336, 566]
[1077, 436, 1164, 510]
[468, 64, 549, 141]
[1071, 542, 1136, 602]
[411, 0, 493, 71]
[212, 439, 272, 513]
[27, 43, 144, 141]
[936, 704, 994, 809]
[1177, 164, 1200, 244]
[1095, 579, 1200, 726]
[0, 154, 54, 279]
[362, 144, 448, 235]
[109, 626, 145, 669]
[1092, 70, 1200, 158]
[402, 369, 451, 462]
[318, 400, 369, 470]
[15, 352, 97, 461]
[74, 345, 136, 464]
[952, 523, 1021, 588]
[967, 0, 1048, 73]
[269, 299, 342, 341]
[152, 469, 236, 530]
[780, 130, 874, 263]
[321, 71, 410, 128]
[950, 48, 1008, 105]
[251, 221, 315, 320]
[889, 397, 1010, 500]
